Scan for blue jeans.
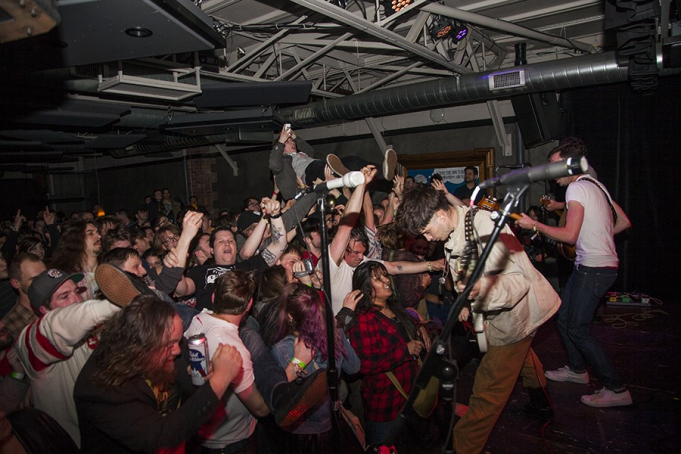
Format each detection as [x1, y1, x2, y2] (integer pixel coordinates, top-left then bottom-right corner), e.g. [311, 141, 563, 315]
[558, 265, 623, 390]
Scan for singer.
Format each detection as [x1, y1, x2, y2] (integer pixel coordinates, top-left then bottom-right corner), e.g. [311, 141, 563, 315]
[397, 187, 561, 454]
[517, 139, 633, 408]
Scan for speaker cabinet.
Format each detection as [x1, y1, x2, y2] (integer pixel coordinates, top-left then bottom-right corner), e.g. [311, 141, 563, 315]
[511, 92, 567, 149]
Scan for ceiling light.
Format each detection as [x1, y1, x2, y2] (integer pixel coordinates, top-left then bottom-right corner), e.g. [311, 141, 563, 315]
[125, 27, 153, 38]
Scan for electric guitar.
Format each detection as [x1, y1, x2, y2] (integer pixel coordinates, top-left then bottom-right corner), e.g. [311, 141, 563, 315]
[540, 196, 576, 261]
[459, 208, 488, 352]
[477, 196, 522, 221]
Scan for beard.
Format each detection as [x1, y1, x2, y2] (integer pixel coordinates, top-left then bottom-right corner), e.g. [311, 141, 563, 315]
[145, 360, 177, 390]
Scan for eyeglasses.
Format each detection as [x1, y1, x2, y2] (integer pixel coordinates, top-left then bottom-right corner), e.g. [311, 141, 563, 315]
[162, 236, 179, 245]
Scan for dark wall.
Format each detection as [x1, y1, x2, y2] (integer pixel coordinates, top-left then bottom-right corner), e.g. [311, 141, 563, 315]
[568, 76, 681, 300]
[85, 158, 187, 215]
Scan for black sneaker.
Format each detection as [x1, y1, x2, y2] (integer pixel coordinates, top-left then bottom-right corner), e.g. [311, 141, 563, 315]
[95, 264, 154, 307]
[272, 368, 328, 427]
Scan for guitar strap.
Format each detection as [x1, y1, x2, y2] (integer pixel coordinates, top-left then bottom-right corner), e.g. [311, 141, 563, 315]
[461, 207, 480, 286]
[579, 177, 617, 225]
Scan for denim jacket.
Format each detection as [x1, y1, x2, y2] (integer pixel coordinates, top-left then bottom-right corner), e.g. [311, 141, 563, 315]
[271, 329, 360, 434]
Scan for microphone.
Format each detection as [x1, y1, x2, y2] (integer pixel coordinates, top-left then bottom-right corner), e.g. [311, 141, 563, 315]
[295, 171, 366, 199]
[498, 163, 531, 169]
[479, 157, 587, 189]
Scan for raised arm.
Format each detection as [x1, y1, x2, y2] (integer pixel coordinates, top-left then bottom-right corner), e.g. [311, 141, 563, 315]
[259, 198, 288, 267]
[328, 166, 375, 266]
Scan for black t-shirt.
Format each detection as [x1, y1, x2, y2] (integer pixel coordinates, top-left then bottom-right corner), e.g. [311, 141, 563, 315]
[453, 184, 483, 204]
[186, 254, 268, 311]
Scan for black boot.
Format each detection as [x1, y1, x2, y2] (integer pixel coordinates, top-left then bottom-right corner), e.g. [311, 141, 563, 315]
[522, 386, 554, 420]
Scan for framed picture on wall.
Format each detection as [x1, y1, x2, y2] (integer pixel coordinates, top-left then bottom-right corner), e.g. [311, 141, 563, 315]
[397, 148, 495, 200]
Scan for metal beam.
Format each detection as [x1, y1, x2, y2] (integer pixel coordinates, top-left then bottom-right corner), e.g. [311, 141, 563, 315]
[288, 0, 472, 74]
[275, 32, 353, 81]
[422, 3, 597, 54]
[213, 144, 239, 176]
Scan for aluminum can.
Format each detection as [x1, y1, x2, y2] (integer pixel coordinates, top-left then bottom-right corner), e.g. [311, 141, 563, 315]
[187, 333, 209, 386]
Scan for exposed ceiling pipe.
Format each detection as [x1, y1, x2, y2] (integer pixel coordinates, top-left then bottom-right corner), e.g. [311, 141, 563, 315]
[277, 51, 681, 128]
[421, 3, 597, 54]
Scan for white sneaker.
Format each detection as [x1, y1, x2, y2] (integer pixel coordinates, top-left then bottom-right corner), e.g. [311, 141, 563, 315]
[545, 366, 590, 384]
[581, 388, 632, 408]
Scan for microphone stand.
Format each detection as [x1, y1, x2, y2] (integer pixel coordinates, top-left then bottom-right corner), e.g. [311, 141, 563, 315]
[316, 191, 341, 453]
[381, 181, 531, 454]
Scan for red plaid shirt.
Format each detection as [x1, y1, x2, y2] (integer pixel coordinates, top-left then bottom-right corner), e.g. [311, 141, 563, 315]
[348, 306, 418, 422]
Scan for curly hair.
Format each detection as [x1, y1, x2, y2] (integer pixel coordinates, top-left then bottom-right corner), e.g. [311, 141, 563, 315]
[395, 187, 451, 237]
[50, 220, 93, 272]
[92, 295, 177, 389]
[275, 283, 345, 362]
[352, 261, 417, 339]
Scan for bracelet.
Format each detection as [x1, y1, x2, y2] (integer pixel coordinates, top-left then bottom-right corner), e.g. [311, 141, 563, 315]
[291, 357, 308, 376]
[427, 261, 433, 272]
[270, 212, 282, 219]
[532, 222, 538, 232]
[11, 372, 25, 380]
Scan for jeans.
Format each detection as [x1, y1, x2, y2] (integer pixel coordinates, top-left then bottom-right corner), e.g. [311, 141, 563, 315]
[365, 419, 394, 447]
[239, 324, 288, 410]
[558, 265, 623, 390]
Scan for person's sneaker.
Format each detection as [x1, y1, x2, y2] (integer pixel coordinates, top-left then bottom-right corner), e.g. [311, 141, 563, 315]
[326, 154, 350, 176]
[581, 388, 632, 408]
[95, 264, 153, 307]
[382, 148, 397, 181]
[272, 368, 328, 427]
[545, 366, 590, 384]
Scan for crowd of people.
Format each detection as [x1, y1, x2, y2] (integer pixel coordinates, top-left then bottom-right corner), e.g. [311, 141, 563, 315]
[0, 132, 631, 454]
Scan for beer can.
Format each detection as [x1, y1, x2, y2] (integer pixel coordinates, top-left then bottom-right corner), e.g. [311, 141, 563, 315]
[187, 333, 209, 386]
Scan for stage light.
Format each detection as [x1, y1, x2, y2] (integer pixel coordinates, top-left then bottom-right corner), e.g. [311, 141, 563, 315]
[381, 0, 415, 17]
[428, 16, 468, 42]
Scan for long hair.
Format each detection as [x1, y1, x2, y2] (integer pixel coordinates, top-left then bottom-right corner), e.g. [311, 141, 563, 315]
[275, 283, 345, 361]
[352, 261, 417, 339]
[92, 295, 177, 389]
[51, 220, 91, 272]
[255, 266, 288, 347]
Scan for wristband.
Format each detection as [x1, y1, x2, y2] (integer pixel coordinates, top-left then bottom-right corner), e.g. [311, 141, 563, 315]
[291, 357, 307, 369]
[11, 372, 25, 380]
[532, 222, 538, 232]
[270, 212, 282, 219]
[427, 261, 433, 272]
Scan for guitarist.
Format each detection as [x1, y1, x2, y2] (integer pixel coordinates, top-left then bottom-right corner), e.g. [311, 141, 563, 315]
[517, 139, 632, 408]
[397, 187, 561, 454]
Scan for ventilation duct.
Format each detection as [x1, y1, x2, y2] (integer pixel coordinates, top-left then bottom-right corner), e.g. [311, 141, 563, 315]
[277, 51, 681, 128]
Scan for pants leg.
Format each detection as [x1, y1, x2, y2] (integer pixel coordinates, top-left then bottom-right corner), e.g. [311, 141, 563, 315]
[239, 325, 287, 410]
[561, 266, 623, 390]
[453, 336, 533, 454]
[556, 270, 587, 373]
[519, 347, 547, 389]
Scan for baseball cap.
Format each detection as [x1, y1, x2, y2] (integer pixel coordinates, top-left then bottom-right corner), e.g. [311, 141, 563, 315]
[28, 269, 84, 314]
[236, 211, 261, 232]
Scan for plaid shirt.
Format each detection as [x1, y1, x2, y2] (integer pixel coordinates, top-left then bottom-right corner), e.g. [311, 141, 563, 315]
[348, 306, 418, 422]
[1, 301, 37, 339]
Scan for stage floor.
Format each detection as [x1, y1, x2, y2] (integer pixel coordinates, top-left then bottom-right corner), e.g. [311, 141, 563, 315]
[414, 298, 680, 454]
